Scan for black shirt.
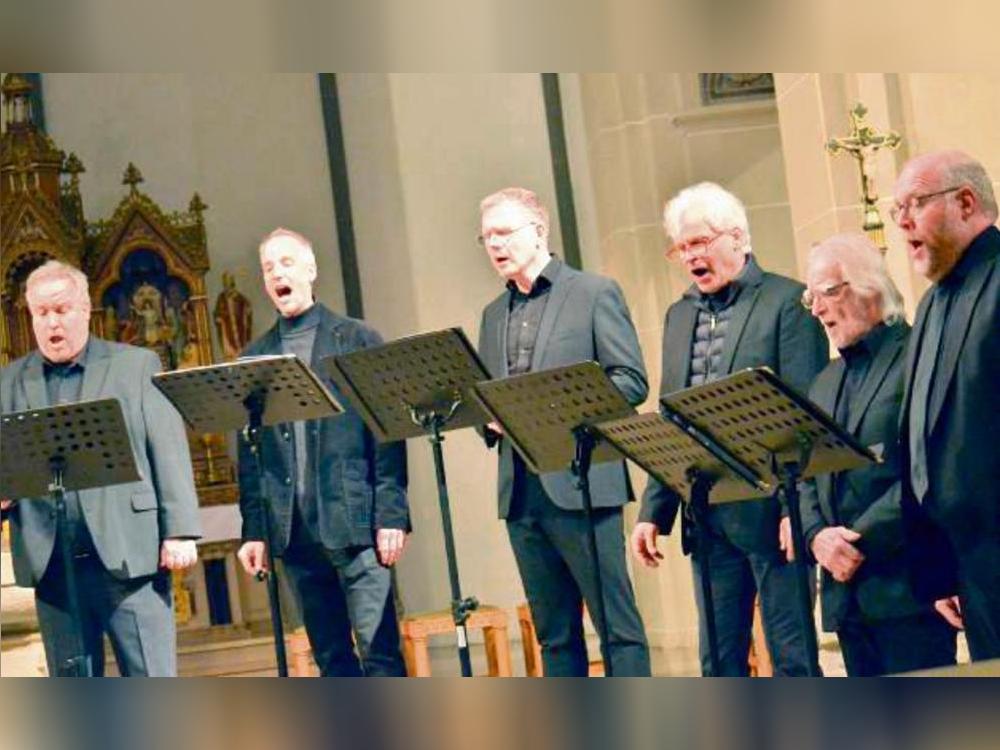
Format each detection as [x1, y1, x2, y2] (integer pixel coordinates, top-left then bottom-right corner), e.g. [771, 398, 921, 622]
[505, 256, 558, 376]
[42, 341, 95, 556]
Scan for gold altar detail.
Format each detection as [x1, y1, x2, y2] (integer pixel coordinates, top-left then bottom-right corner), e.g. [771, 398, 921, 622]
[825, 102, 902, 252]
[1, 74, 256, 637]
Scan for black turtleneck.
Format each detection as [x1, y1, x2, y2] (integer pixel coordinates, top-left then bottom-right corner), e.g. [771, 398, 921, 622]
[278, 303, 321, 545]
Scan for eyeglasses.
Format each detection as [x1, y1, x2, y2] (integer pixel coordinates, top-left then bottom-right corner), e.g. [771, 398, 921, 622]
[889, 185, 962, 224]
[801, 281, 849, 309]
[477, 222, 536, 248]
[667, 231, 726, 260]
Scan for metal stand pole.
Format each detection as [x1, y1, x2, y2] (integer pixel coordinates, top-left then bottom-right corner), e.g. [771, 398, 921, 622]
[572, 427, 612, 677]
[426, 414, 477, 676]
[244, 395, 288, 677]
[778, 459, 821, 677]
[686, 469, 721, 676]
[49, 455, 92, 677]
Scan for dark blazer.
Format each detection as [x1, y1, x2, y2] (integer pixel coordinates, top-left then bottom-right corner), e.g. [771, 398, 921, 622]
[237, 304, 408, 554]
[0, 338, 202, 586]
[798, 322, 929, 630]
[638, 259, 829, 555]
[899, 225, 1000, 600]
[477, 259, 648, 517]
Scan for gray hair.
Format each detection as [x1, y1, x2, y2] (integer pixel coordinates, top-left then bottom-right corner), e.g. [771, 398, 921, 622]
[943, 158, 999, 221]
[663, 182, 752, 255]
[25, 260, 91, 311]
[808, 233, 905, 325]
[258, 227, 317, 267]
[479, 187, 550, 236]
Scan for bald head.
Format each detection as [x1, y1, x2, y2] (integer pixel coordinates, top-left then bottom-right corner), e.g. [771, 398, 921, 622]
[893, 150, 998, 282]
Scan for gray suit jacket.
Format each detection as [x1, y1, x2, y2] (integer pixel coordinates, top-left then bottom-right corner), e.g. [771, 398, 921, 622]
[477, 259, 648, 517]
[0, 337, 202, 586]
[638, 260, 829, 555]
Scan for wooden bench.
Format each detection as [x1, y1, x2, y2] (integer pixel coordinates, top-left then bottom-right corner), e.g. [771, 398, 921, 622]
[400, 605, 513, 677]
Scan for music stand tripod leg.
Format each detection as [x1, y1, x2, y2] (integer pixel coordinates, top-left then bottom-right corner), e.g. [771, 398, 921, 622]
[244, 398, 289, 678]
[49, 456, 93, 677]
[686, 469, 721, 677]
[426, 415, 477, 677]
[572, 427, 613, 677]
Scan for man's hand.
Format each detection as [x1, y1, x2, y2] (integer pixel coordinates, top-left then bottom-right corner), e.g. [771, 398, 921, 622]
[159, 539, 198, 571]
[630, 522, 664, 568]
[934, 596, 964, 630]
[0, 498, 14, 512]
[376, 528, 407, 567]
[810, 526, 864, 582]
[486, 421, 504, 437]
[237, 541, 268, 577]
[779, 516, 794, 562]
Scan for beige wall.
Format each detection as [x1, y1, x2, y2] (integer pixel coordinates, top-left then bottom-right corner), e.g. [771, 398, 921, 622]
[337, 75, 562, 650]
[41, 73, 345, 343]
[573, 74, 794, 674]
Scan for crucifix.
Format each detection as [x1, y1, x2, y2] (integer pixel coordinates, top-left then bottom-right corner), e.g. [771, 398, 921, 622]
[826, 103, 902, 252]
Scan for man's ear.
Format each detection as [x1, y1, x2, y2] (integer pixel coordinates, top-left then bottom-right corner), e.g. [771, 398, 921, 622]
[957, 186, 978, 219]
[308, 261, 318, 283]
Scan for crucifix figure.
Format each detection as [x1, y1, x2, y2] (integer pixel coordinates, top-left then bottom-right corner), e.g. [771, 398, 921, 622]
[826, 103, 902, 252]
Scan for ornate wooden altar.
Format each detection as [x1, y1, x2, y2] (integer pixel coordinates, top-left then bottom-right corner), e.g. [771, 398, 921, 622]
[1, 74, 261, 645]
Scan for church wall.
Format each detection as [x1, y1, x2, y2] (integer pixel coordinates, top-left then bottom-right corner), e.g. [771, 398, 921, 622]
[40, 74, 346, 348]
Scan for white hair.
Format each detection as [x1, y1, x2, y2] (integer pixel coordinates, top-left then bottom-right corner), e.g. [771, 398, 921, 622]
[808, 233, 905, 325]
[25, 260, 91, 310]
[258, 227, 317, 267]
[663, 182, 752, 255]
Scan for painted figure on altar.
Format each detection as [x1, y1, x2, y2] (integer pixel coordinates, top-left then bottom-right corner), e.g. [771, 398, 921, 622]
[213, 271, 252, 361]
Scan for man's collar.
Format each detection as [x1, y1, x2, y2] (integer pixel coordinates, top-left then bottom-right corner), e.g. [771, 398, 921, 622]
[277, 301, 322, 335]
[683, 254, 761, 306]
[940, 225, 1000, 288]
[507, 255, 560, 295]
[839, 321, 888, 362]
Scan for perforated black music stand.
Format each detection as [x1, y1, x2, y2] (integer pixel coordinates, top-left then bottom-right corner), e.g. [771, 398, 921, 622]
[154, 355, 343, 677]
[657, 366, 879, 676]
[324, 328, 490, 677]
[472, 361, 635, 676]
[1, 398, 140, 677]
[592, 411, 771, 675]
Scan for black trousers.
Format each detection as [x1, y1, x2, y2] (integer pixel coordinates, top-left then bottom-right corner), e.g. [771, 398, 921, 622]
[281, 543, 405, 676]
[837, 601, 957, 676]
[506, 472, 650, 676]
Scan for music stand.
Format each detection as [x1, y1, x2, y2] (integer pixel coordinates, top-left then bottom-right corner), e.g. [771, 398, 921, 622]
[1, 398, 140, 676]
[591, 411, 771, 675]
[154, 354, 343, 677]
[472, 361, 635, 676]
[324, 328, 490, 677]
[657, 367, 879, 676]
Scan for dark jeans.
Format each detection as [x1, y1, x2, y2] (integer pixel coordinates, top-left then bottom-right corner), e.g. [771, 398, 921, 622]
[506, 473, 650, 677]
[691, 522, 816, 676]
[281, 542, 405, 676]
[35, 550, 176, 677]
[837, 602, 957, 676]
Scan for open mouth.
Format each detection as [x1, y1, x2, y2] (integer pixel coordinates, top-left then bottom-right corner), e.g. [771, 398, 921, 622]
[49, 335, 65, 346]
[275, 284, 293, 299]
[908, 240, 924, 254]
[690, 267, 710, 279]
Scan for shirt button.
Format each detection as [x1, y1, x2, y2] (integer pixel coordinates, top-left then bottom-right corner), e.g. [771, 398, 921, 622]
[284, 477, 292, 485]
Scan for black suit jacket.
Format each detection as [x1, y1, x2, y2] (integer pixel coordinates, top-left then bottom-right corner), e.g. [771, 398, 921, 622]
[237, 304, 409, 554]
[477, 259, 648, 517]
[638, 260, 829, 555]
[799, 322, 929, 630]
[899, 225, 1000, 600]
